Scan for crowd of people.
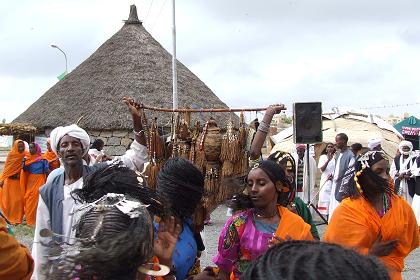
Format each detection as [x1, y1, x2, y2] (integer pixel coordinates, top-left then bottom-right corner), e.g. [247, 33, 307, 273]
[0, 100, 419, 280]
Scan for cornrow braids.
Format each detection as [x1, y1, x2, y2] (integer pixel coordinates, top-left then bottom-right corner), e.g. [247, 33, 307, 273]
[241, 240, 390, 280]
[156, 158, 204, 219]
[72, 162, 167, 217]
[45, 164, 167, 280]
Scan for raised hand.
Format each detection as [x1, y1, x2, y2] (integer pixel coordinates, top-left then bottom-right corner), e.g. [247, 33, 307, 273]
[266, 104, 286, 116]
[122, 97, 141, 118]
[154, 216, 182, 267]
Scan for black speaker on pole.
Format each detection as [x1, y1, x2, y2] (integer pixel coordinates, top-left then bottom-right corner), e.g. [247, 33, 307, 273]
[293, 102, 323, 144]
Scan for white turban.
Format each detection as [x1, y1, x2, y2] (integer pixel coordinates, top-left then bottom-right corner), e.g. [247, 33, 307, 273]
[368, 138, 382, 150]
[399, 140, 413, 155]
[50, 124, 90, 156]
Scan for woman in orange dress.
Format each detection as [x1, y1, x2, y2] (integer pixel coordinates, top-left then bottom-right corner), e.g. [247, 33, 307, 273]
[41, 139, 60, 172]
[0, 140, 27, 225]
[21, 142, 49, 226]
[324, 151, 419, 280]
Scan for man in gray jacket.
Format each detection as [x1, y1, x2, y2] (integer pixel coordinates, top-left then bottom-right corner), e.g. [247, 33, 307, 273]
[328, 133, 355, 221]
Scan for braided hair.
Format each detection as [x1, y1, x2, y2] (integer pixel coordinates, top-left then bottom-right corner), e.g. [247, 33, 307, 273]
[45, 163, 166, 280]
[349, 151, 394, 202]
[241, 240, 390, 280]
[156, 157, 204, 220]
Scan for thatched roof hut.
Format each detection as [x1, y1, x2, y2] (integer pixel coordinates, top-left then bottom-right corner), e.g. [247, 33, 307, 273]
[0, 123, 37, 136]
[14, 5, 237, 133]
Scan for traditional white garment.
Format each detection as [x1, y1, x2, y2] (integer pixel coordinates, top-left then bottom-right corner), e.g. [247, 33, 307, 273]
[293, 153, 317, 204]
[31, 140, 148, 280]
[50, 124, 90, 155]
[368, 138, 381, 150]
[328, 154, 355, 222]
[409, 157, 420, 224]
[390, 154, 415, 205]
[317, 154, 335, 215]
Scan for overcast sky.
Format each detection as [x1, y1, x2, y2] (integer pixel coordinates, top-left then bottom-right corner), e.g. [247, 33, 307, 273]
[1, 0, 419, 123]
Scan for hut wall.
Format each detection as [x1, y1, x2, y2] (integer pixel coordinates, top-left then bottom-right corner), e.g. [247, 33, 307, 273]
[88, 129, 135, 156]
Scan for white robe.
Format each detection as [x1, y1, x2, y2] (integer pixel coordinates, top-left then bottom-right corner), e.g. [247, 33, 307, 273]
[390, 154, 415, 205]
[293, 153, 317, 204]
[409, 158, 420, 224]
[317, 154, 336, 215]
[31, 140, 148, 280]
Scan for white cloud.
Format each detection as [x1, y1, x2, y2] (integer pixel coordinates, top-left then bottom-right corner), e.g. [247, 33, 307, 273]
[1, 0, 419, 123]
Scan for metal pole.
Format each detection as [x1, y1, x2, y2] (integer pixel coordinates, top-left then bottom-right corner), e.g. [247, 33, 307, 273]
[51, 44, 68, 73]
[171, 0, 178, 110]
[306, 144, 311, 204]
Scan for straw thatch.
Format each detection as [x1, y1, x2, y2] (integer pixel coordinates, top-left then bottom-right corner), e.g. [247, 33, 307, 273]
[271, 111, 403, 161]
[13, 5, 238, 131]
[0, 123, 37, 136]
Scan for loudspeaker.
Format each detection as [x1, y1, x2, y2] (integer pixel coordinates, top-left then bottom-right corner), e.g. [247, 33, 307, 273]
[293, 102, 323, 144]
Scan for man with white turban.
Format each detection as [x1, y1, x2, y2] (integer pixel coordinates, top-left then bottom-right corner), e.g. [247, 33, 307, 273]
[32, 97, 148, 280]
[390, 140, 416, 204]
[367, 137, 382, 151]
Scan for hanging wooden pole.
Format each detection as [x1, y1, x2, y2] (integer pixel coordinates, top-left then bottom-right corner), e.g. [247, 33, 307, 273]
[137, 104, 286, 113]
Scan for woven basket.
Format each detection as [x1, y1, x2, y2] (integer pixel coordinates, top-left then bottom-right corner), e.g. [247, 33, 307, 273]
[203, 126, 222, 161]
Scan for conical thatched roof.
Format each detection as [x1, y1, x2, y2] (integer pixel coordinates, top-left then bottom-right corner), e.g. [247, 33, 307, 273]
[14, 5, 238, 131]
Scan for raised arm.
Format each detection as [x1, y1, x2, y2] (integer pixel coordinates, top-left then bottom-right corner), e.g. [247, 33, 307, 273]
[123, 97, 147, 146]
[249, 104, 286, 160]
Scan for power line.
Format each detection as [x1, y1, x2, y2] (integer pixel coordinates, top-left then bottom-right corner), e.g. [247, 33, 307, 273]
[358, 102, 420, 110]
[151, 0, 168, 31]
[144, 0, 154, 23]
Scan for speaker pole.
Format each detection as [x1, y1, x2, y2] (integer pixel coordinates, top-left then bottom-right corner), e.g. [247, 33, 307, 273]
[306, 144, 310, 205]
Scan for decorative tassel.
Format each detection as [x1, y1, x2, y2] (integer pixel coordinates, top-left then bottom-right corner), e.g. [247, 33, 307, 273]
[195, 120, 210, 170]
[238, 112, 247, 149]
[222, 160, 234, 177]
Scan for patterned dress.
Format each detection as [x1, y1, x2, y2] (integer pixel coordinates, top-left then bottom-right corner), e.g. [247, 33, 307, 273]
[212, 209, 275, 278]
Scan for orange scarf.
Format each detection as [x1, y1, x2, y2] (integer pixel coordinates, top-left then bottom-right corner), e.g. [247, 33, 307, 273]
[0, 140, 27, 182]
[24, 143, 42, 166]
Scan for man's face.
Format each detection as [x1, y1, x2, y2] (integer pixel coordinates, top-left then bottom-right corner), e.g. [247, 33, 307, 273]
[402, 145, 411, 153]
[58, 135, 84, 166]
[29, 143, 37, 155]
[17, 141, 25, 153]
[335, 135, 345, 150]
[296, 147, 305, 159]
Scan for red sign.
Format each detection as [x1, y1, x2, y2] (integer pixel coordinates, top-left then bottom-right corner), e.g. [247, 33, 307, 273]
[402, 126, 420, 136]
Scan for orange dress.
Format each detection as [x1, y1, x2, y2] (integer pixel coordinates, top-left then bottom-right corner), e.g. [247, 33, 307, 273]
[42, 150, 60, 172]
[324, 196, 419, 280]
[275, 205, 314, 241]
[0, 140, 26, 224]
[21, 144, 48, 226]
[0, 217, 34, 280]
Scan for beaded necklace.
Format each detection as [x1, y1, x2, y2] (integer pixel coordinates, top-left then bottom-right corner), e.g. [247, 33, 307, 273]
[377, 192, 392, 218]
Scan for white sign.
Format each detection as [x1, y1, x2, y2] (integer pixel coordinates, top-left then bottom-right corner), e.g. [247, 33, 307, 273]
[0, 135, 13, 148]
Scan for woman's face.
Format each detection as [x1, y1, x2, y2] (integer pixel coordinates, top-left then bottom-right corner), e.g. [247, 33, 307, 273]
[326, 143, 335, 154]
[17, 141, 25, 153]
[29, 143, 37, 155]
[247, 168, 278, 209]
[371, 159, 389, 180]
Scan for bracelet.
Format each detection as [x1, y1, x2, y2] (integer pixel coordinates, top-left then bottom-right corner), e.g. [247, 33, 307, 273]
[133, 129, 144, 136]
[257, 121, 270, 133]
